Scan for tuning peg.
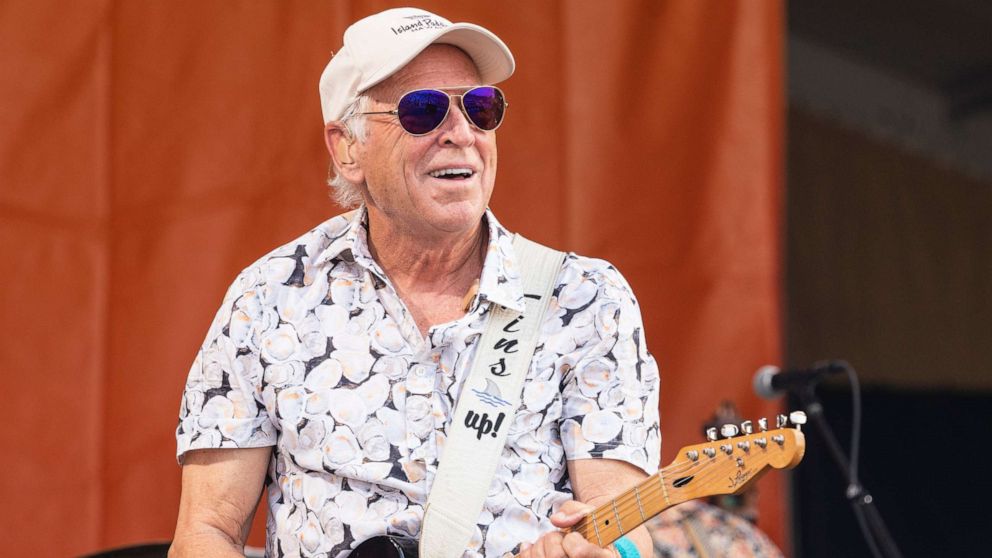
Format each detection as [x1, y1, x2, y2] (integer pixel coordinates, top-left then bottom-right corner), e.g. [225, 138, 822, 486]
[758, 417, 768, 432]
[776, 414, 788, 428]
[706, 427, 718, 442]
[720, 424, 739, 438]
[741, 420, 753, 434]
[789, 411, 807, 431]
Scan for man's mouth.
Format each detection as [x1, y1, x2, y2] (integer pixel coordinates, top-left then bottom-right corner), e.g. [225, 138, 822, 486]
[428, 167, 475, 180]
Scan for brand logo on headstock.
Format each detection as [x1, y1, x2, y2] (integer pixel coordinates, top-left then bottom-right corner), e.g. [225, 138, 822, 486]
[729, 468, 751, 490]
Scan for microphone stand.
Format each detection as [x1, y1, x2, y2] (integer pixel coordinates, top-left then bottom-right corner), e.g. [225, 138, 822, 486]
[797, 385, 903, 558]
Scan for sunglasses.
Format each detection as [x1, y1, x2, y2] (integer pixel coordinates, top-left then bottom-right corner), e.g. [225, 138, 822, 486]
[355, 85, 508, 136]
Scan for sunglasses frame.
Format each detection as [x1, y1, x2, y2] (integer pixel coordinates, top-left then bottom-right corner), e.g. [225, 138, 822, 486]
[354, 85, 508, 136]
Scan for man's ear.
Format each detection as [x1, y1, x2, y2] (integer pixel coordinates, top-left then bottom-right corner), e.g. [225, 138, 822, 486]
[324, 124, 363, 183]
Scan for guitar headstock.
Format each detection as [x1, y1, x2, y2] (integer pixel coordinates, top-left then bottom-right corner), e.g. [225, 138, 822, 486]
[565, 411, 809, 550]
[665, 412, 807, 503]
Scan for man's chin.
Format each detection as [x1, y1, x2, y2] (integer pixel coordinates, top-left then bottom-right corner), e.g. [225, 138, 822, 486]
[420, 204, 488, 236]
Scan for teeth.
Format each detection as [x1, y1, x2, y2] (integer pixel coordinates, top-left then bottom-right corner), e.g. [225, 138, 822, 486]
[429, 168, 474, 178]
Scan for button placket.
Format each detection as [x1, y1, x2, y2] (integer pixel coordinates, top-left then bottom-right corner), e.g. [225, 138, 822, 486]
[402, 360, 435, 467]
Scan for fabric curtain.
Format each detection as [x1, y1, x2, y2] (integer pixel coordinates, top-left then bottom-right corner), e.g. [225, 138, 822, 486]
[0, 1, 785, 555]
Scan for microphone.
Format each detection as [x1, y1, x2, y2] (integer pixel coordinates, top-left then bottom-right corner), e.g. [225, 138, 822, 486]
[753, 360, 848, 399]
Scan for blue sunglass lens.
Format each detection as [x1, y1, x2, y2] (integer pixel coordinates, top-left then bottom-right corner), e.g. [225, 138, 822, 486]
[397, 90, 450, 135]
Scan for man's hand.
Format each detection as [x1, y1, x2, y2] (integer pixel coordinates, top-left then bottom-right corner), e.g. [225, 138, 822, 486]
[517, 500, 616, 558]
[517, 458, 652, 558]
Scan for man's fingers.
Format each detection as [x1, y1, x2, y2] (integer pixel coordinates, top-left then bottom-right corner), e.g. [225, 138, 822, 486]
[550, 500, 594, 528]
[520, 524, 613, 558]
[561, 531, 612, 557]
[538, 530, 567, 558]
[518, 530, 567, 558]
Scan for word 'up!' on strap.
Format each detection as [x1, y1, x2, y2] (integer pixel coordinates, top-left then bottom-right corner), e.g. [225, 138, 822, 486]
[420, 234, 566, 558]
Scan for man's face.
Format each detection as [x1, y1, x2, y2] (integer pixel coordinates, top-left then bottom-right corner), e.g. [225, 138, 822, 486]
[354, 45, 498, 239]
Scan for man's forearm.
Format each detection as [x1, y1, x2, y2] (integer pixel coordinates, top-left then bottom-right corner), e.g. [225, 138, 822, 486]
[618, 525, 652, 558]
[172, 447, 268, 558]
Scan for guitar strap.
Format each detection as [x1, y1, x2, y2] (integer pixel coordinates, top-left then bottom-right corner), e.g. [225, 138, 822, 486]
[419, 234, 565, 558]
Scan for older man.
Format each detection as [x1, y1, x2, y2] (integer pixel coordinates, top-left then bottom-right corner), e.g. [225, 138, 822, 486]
[172, 8, 659, 558]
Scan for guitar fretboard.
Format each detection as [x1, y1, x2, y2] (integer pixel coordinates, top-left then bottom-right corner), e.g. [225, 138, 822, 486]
[568, 462, 687, 545]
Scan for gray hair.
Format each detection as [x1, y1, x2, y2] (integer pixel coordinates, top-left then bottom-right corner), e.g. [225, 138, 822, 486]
[327, 95, 372, 209]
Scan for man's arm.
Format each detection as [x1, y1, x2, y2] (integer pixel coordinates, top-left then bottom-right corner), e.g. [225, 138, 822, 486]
[519, 458, 652, 558]
[170, 447, 272, 557]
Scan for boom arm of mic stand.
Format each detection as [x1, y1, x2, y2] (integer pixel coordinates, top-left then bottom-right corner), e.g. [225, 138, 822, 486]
[797, 387, 904, 558]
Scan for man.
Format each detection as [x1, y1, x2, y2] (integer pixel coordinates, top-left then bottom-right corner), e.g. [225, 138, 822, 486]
[171, 8, 659, 558]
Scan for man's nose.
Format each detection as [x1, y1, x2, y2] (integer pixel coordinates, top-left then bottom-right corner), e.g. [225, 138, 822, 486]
[436, 97, 476, 146]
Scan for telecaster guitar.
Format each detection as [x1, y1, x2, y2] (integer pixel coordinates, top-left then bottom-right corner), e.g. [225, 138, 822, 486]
[351, 413, 807, 558]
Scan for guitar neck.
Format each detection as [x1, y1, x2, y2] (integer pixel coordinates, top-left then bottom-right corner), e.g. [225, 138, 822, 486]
[566, 465, 693, 547]
[567, 426, 805, 548]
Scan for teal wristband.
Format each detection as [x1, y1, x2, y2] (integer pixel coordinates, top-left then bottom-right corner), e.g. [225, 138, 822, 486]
[612, 536, 640, 558]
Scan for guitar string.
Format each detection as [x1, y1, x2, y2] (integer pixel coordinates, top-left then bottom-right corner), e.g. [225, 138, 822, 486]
[590, 440, 790, 539]
[626, 429, 799, 509]
[511, 451, 737, 558]
[569, 434, 797, 544]
[512, 432, 799, 556]
[569, 457, 705, 543]
[572, 455, 759, 544]
[579, 436, 797, 544]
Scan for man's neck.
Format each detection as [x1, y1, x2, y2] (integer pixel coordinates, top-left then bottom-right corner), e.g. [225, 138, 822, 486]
[365, 210, 488, 334]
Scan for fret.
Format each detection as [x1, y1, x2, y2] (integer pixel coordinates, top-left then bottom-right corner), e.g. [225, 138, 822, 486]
[633, 486, 646, 522]
[657, 468, 671, 505]
[590, 509, 603, 546]
[611, 499, 624, 534]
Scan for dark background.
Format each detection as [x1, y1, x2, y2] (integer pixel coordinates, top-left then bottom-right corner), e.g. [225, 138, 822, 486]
[791, 386, 992, 557]
[787, 1, 992, 556]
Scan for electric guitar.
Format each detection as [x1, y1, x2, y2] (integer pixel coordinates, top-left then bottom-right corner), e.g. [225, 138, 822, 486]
[351, 414, 807, 557]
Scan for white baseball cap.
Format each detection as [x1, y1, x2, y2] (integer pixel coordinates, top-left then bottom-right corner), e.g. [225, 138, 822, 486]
[318, 7, 515, 124]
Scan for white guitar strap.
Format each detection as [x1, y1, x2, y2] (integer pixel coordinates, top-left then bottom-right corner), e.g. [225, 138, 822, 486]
[419, 234, 565, 558]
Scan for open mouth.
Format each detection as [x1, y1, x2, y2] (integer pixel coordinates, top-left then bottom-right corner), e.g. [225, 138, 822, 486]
[428, 167, 475, 180]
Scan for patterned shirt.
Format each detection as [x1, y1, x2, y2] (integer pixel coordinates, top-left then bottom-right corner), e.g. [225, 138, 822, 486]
[177, 207, 661, 557]
[647, 501, 784, 558]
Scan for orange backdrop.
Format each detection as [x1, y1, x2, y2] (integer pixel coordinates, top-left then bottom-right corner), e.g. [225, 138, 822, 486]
[0, 1, 785, 555]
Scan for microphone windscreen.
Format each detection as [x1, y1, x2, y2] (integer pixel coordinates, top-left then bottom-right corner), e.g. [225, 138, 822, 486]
[753, 364, 782, 399]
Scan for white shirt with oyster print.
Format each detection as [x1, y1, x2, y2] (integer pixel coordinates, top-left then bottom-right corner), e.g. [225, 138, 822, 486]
[176, 206, 661, 558]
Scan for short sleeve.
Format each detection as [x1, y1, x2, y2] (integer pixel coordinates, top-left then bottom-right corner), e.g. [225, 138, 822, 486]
[176, 273, 277, 463]
[558, 258, 661, 475]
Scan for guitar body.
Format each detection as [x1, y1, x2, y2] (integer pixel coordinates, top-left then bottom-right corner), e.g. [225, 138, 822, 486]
[349, 534, 418, 558]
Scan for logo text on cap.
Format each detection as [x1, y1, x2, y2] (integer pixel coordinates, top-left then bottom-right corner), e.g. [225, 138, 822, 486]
[391, 15, 447, 36]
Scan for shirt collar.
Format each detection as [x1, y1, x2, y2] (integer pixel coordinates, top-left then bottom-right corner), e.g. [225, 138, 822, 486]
[313, 207, 373, 269]
[312, 206, 526, 313]
[477, 209, 527, 313]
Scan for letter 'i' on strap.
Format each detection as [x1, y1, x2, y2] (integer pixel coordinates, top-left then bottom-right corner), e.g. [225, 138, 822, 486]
[419, 234, 565, 558]
[613, 536, 641, 558]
